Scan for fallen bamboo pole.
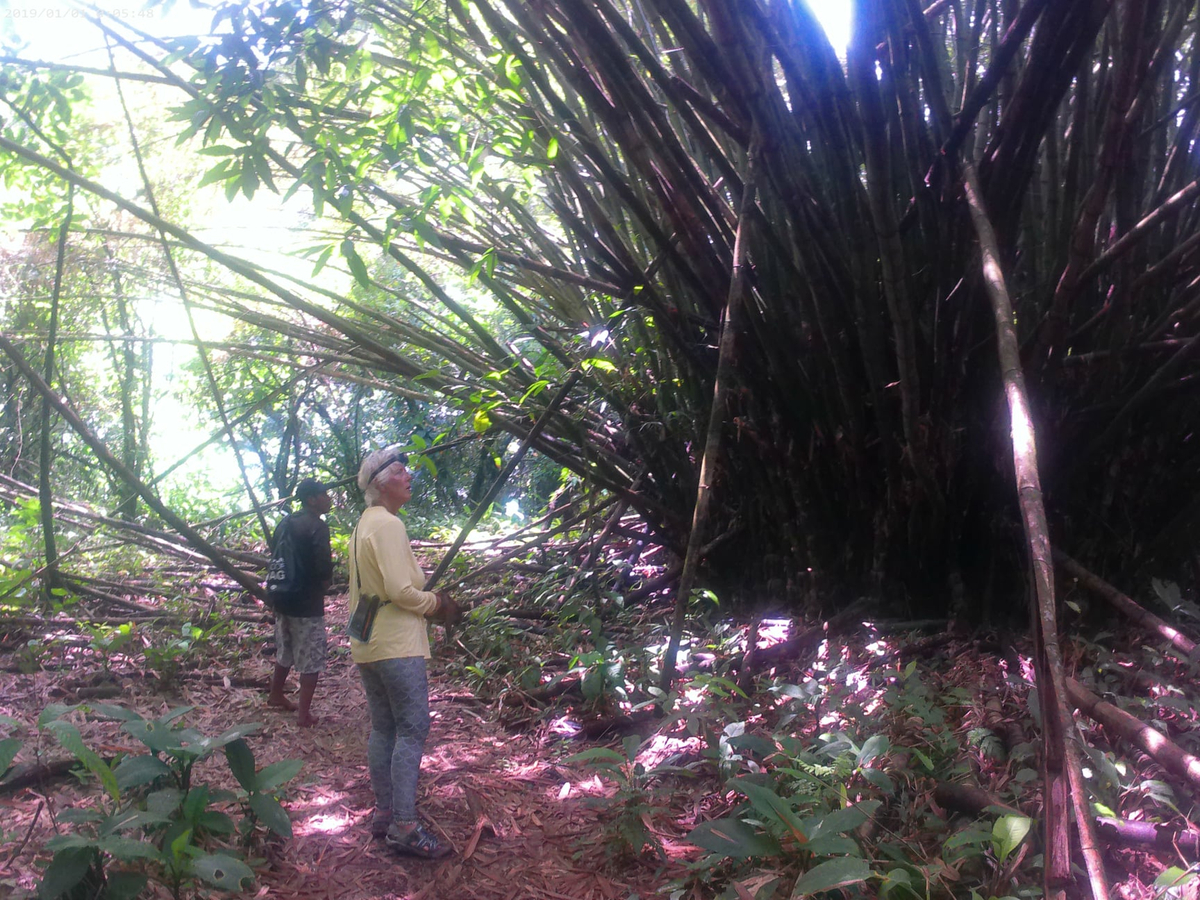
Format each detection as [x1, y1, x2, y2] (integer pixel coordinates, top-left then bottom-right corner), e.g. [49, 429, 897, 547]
[934, 781, 1200, 858]
[1066, 676, 1200, 791]
[1055, 551, 1196, 656]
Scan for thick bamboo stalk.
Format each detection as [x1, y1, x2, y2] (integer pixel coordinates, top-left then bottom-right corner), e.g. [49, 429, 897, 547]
[661, 131, 760, 692]
[38, 187, 72, 597]
[962, 160, 1109, 900]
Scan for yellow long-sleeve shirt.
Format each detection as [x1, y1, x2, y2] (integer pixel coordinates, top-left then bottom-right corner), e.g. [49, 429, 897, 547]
[348, 506, 438, 663]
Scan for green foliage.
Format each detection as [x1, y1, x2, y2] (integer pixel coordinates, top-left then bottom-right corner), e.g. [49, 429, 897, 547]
[564, 734, 689, 860]
[142, 623, 206, 690]
[35, 703, 300, 900]
[84, 623, 138, 675]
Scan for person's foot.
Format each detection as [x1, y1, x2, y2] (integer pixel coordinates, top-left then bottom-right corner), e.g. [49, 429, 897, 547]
[370, 810, 393, 838]
[267, 694, 298, 712]
[298, 711, 320, 727]
[385, 822, 452, 859]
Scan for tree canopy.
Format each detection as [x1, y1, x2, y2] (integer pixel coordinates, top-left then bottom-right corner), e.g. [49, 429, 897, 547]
[0, 0, 1195, 618]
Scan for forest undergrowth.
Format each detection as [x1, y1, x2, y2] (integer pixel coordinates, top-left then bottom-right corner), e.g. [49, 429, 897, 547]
[1, 525, 1198, 900]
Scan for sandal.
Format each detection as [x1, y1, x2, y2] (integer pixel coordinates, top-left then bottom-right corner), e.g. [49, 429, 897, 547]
[385, 822, 452, 859]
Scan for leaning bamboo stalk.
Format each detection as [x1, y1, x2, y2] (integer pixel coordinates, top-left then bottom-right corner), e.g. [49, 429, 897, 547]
[1054, 552, 1196, 656]
[661, 130, 760, 692]
[425, 371, 582, 591]
[110, 55, 273, 545]
[961, 160, 1109, 900]
[1066, 677, 1200, 791]
[1076, 180, 1200, 285]
[39, 187, 73, 596]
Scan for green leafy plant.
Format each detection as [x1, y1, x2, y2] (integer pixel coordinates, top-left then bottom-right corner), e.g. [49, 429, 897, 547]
[564, 734, 689, 860]
[142, 623, 205, 689]
[83, 623, 138, 676]
[36, 703, 301, 900]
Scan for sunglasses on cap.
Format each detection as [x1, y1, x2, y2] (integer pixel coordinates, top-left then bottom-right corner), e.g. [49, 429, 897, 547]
[366, 452, 409, 485]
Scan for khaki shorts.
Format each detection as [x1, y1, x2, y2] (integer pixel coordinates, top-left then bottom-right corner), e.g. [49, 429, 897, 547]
[274, 614, 327, 674]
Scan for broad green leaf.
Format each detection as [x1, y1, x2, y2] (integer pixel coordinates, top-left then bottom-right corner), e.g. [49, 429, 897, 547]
[156, 706, 194, 727]
[100, 808, 171, 834]
[810, 801, 881, 838]
[856, 735, 889, 766]
[224, 738, 257, 792]
[84, 704, 140, 722]
[879, 868, 915, 900]
[564, 747, 625, 766]
[992, 815, 1032, 865]
[122, 720, 183, 754]
[686, 817, 782, 858]
[57, 808, 103, 826]
[167, 826, 194, 861]
[341, 238, 371, 287]
[44, 721, 118, 801]
[0, 737, 20, 775]
[790, 857, 872, 897]
[200, 722, 261, 752]
[104, 871, 148, 900]
[182, 785, 211, 823]
[199, 810, 237, 835]
[193, 853, 255, 891]
[38, 845, 94, 900]
[38, 704, 79, 727]
[944, 825, 993, 851]
[96, 836, 161, 862]
[250, 792, 293, 838]
[731, 778, 809, 843]
[803, 836, 860, 857]
[147, 788, 184, 816]
[114, 754, 171, 790]
[255, 758, 304, 792]
[44, 834, 94, 852]
[1156, 866, 1197, 888]
[310, 242, 336, 275]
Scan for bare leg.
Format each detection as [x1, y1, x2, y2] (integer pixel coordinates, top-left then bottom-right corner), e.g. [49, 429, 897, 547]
[298, 672, 320, 727]
[268, 664, 297, 711]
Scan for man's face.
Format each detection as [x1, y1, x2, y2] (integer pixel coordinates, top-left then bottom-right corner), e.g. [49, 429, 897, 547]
[306, 491, 332, 515]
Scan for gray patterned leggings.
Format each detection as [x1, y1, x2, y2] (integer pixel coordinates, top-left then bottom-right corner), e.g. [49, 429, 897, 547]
[358, 656, 429, 824]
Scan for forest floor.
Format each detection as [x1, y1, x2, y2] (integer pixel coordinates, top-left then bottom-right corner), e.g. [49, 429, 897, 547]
[1, 580, 1197, 900]
[0, 593, 698, 900]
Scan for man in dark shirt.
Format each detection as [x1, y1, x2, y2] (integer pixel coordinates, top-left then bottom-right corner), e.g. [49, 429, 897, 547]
[267, 478, 333, 727]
